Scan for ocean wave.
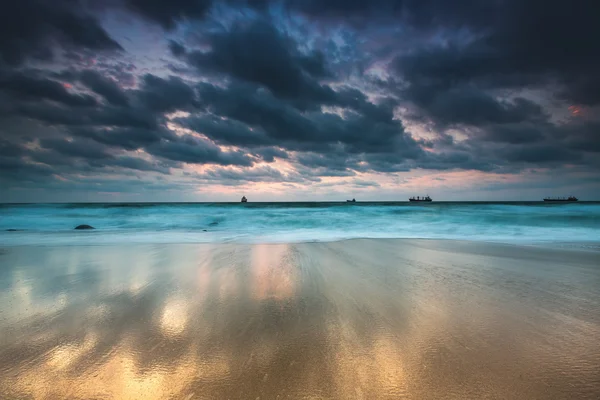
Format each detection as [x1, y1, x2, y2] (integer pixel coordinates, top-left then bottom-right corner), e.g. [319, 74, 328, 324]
[1, 202, 599, 245]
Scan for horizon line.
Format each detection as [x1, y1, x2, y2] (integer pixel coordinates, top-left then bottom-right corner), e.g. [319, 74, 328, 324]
[1, 200, 597, 204]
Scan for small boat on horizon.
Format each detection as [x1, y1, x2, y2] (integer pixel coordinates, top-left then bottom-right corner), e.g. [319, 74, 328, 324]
[346, 198, 356, 203]
[543, 196, 578, 202]
[241, 196, 248, 203]
[409, 195, 432, 202]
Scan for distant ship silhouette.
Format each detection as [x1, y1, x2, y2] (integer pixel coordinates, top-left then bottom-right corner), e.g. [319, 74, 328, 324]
[409, 195, 432, 202]
[346, 198, 356, 202]
[241, 196, 247, 203]
[543, 196, 578, 202]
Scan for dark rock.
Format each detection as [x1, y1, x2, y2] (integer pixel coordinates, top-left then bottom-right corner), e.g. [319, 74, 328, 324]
[208, 221, 219, 226]
[203, 229, 208, 232]
[74, 224, 95, 230]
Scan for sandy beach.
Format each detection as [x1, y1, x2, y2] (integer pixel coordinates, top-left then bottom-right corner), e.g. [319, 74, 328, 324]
[0, 239, 599, 399]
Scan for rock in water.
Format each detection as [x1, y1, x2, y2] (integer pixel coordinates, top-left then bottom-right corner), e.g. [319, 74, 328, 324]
[74, 224, 95, 230]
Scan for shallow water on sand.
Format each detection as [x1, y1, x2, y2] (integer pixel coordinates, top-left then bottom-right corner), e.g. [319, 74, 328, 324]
[0, 240, 599, 399]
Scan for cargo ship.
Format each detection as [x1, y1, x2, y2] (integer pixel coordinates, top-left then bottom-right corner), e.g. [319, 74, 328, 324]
[409, 195, 432, 202]
[543, 196, 578, 202]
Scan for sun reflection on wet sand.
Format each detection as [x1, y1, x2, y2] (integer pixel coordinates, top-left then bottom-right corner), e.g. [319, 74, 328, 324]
[47, 333, 98, 370]
[251, 244, 296, 301]
[160, 298, 188, 336]
[0, 241, 599, 399]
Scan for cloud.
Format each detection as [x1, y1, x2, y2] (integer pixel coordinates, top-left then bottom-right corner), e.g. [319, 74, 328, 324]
[179, 114, 271, 146]
[391, 0, 600, 105]
[146, 134, 254, 166]
[70, 127, 174, 151]
[122, 0, 213, 30]
[200, 165, 287, 183]
[352, 179, 380, 188]
[0, 155, 55, 182]
[39, 137, 115, 160]
[1, 0, 599, 200]
[0, 70, 97, 107]
[0, 0, 121, 65]
[79, 70, 130, 106]
[136, 74, 198, 112]
[188, 81, 418, 158]
[403, 85, 548, 127]
[503, 144, 581, 164]
[562, 121, 600, 153]
[252, 147, 289, 162]
[174, 20, 336, 105]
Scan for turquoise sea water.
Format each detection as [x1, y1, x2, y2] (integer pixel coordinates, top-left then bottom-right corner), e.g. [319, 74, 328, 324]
[1, 202, 599, 245]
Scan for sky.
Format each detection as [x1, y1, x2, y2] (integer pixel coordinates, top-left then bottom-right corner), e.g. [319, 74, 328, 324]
[1, 0, 599, 202]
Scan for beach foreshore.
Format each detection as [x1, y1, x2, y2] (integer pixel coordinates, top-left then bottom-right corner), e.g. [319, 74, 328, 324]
[1, 239, 599, 399]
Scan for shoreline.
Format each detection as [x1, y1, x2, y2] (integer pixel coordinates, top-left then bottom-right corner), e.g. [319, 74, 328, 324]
[2, 233, 600, 251]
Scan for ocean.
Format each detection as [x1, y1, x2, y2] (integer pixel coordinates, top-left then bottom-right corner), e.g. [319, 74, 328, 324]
[1, 201, 599, 245]
[2, 204, 600, 398]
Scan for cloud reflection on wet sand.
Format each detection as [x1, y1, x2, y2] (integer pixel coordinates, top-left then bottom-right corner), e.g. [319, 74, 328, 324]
[0, 240, 599, 399]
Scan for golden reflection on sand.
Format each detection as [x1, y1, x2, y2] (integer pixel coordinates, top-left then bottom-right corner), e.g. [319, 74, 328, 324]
[47, 333, 98, 370]
[0, 241, 599, 399]
[8, 347, 229, 400]
[160, 298, 189, 336]
[327, 320, 408, 399]
[251, 244, 296, 301]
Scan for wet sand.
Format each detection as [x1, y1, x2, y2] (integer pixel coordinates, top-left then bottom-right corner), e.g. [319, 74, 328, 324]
[0, 239, 599, 399]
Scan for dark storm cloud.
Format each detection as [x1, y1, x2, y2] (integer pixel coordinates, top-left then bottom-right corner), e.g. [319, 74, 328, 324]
[187, 81, 420, 157]
[105, 156, 174, 174]
[392, 0, 600, 105]
[555, 121, 600, 154]
[27, 146, 172, 175]
[503, 145, 581, 164]
[122, 0, 213, 30]
[294, 153, 359, 177]
[252, 147, 289, 162]
[0, 0, 121, 65]
[173, 20, 336, 105]
[561, 76, 600, 107]
[194, 81, 318, 143]
[0, 139, 25, 158]
[136, 74, 198, 112]
[180, 114, 271, 146]
[146, 134, 254, 166]
[404, 85, 548, 127]
[3, 70, 195, 132]
[39, 137, 115, 160]
[416, 150, 495, 173]
[2, 0, 600, 197]
[15, 102, 158, 130]
[0, 65, 255, 171]
[79, 70, 130, 106]
[276, 0, 504, 41]
[0, 134, 176, 180]
[197, 165, 295, 185]
[70, 127, 174, 151]
[0, 156, 55, 181]
[0, 133, 173, 175]
[168, 41, 187, 58]
[479, 123, 547, 145]
[0, 70, 97, 107]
